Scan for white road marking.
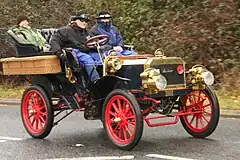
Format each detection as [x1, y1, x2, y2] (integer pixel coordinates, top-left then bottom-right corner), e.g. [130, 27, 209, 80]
[146, 154, 197, 160]
[45, 155, 134, 160]
[0, 136, 23, 141]
[75, 144, 86, 148]
[0, 140, 7, 143]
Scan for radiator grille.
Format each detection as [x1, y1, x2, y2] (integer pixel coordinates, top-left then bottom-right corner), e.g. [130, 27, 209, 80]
[150, 64, 185, 85]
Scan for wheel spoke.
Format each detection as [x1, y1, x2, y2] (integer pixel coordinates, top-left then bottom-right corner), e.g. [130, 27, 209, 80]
[125, 125, 133, 137]
[35, 118, 39, 130]
[112, 103, 120, 114]
[203, 103, 211, 108]
[28, 113, 34, 120]
[39, 121, 43, 130]
[117, 99, 122, 113]
[122, 100, 127, 114]
[31, 117, 36, 126]
[40, 112, 47, 117]
[122, 126, 128, 140]
[127, 121, 135, 127]
[28, 99, 34, 106]
[33, 94, 39, 105]
[200, 117, 205, 128]
[202, 114, 210, 123]
[125, 104, 130, 115]
[204, 111, 211, 116]
[113, 122, 121, 133]
[189, 115, 195, 125]
[39, 115, 45, 124]
[118, 126, 123, 139]
[109, 111, 116, 117]
[39, 105, 45, 111]
[126, 115, 135, 120]
[195, 117, 199, 129]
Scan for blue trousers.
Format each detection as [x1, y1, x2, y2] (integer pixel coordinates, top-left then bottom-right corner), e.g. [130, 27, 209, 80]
[72, 49, 136, 81]
[72, 49, 100, 82]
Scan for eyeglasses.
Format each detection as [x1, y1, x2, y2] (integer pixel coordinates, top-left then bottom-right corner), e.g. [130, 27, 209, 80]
[80, 19, 88, 23]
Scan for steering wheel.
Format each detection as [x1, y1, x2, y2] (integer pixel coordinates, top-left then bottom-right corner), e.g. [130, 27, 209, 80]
[85, 35, 109, 49]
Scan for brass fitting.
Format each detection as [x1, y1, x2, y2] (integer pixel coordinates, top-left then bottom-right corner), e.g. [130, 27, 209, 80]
[186, 65, 213, 89]
[105, 56, 123, 74]
[140, 68, 163, 93]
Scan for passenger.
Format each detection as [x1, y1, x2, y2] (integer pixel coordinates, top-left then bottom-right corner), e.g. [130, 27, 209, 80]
[10, 14, 50, 51]
[90, 10, 136, 56]
[50, 12, 100, 83]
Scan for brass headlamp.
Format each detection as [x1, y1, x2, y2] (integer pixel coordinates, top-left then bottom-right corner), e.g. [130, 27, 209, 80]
[140, 68, 167, 93]
[104, 55, 123, 75]
[186, 65, 214, 89]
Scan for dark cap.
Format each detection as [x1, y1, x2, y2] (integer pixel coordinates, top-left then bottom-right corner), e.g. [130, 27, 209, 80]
[16, 14, 29, 25]
[96, 10, 112, 19]
[70, 12, 90, 22]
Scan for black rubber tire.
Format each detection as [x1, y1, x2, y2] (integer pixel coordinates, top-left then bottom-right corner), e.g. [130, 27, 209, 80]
[102, 89, 143, 150]
[180, 86, 220, 138]
[21, 85, 54, 139]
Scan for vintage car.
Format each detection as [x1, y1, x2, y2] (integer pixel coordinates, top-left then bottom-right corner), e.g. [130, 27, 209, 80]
[0, 28, 220, 150]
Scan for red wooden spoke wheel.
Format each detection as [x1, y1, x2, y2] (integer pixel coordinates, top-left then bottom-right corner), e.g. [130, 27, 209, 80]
[180, 86, 220, 138]
[21, 85, 53, 139]
[102, 89, 143, 150]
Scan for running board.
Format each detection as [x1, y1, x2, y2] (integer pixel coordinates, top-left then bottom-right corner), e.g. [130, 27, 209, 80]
[144, 111, 202, 127]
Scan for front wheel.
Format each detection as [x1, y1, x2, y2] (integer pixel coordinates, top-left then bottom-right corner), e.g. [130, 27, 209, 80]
[102, 89, 143, 150]
[21, 85, 54, 139]
[180, 86, 220, 138]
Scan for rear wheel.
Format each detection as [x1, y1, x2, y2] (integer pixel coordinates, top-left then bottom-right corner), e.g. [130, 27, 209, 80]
[21, 85, 54, 139]
[102, 89, 143, 150]
[180, 86, 220, 138]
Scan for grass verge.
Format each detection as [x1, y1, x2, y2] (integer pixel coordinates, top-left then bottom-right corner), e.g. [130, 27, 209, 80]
[215, 91, 240, 110]
[0, 85, 26, 98]
[0, 85, 239, 110]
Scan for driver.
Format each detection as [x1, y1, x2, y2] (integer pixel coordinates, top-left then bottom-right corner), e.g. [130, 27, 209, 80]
[50, 12, 100, 84]
[90, 10, 136, 56]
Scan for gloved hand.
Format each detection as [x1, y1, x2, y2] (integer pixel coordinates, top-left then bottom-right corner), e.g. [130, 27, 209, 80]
[113, 46, 123, 52]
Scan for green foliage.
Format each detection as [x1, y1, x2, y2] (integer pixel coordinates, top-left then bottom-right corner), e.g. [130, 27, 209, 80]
[0, 0, 239, 95]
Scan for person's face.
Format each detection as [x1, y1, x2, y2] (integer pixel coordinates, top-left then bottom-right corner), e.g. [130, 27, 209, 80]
[75, 19, 88, 29]
[19, 20, 29, 27]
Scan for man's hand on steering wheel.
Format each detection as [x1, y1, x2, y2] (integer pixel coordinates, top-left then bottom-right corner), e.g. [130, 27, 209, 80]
[113, 46, 123, 52]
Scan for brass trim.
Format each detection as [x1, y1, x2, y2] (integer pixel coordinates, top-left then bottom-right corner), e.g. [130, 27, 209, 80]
[166, 84, 186, 89]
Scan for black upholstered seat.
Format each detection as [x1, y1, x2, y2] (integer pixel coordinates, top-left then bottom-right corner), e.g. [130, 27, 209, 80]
[7, 29, 55, 57]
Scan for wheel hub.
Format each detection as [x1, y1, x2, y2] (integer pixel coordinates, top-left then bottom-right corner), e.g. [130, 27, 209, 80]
[114, 117, 121, 123]
[29, 109, 37, 115]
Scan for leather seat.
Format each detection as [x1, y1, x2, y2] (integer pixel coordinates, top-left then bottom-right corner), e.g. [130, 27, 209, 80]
[7, 29, 55, 57]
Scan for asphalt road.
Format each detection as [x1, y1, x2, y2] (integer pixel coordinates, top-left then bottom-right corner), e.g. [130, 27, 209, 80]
[0, 105, 239, 160]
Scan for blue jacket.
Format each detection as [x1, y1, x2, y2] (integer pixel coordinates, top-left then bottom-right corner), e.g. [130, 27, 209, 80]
[90, 24, 124, 50]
